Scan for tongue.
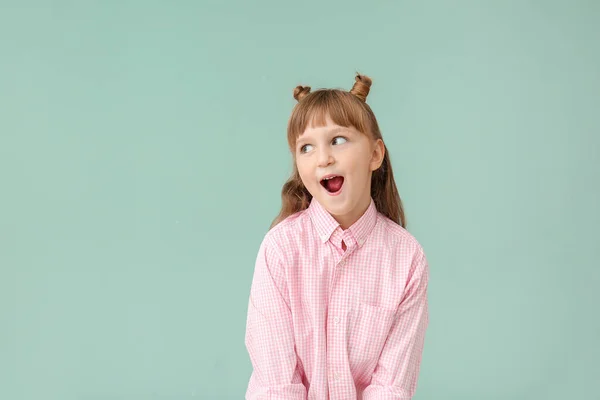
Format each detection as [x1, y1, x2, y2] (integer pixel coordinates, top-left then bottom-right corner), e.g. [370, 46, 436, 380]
[327, 176, 343, 192]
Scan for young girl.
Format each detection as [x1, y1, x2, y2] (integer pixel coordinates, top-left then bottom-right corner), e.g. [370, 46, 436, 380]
[245, 74, 429, 399]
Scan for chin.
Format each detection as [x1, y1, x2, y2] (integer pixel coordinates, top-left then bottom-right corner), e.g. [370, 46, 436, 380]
[321, 197, 351, 215]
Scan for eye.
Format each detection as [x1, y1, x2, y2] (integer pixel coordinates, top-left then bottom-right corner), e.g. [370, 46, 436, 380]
[333, 136, 347, 145]
[299, 144, 313, 153]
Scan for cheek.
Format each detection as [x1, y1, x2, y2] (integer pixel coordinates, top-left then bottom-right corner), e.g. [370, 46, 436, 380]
[348, 153, 372, 174]
[296, 161, 313, 182]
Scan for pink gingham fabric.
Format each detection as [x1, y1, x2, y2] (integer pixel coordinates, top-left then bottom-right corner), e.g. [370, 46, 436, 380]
[245, 197, 429, 399]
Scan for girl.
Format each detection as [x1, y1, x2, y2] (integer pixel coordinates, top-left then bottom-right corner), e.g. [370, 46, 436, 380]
[245, 74, 429, 399]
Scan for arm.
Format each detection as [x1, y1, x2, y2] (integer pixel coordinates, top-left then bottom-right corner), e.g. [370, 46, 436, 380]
[244, 235, 307, 400]
[363, 249, 430, 400]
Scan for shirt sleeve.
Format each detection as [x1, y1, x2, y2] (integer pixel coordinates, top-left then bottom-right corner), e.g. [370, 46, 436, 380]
[244, 235, 307, 400]
[363, 248, 430, 400]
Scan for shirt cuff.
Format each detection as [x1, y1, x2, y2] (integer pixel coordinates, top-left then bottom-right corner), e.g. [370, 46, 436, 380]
[247, 383, 307, 400]
[363, 384, 412, 399]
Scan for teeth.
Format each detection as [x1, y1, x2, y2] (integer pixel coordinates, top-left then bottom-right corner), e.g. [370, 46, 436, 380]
[323, 176, 338, 180]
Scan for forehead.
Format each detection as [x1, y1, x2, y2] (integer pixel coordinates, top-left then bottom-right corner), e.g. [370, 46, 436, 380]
[299, 124, 351, 138]
[297, 117, 358, 142]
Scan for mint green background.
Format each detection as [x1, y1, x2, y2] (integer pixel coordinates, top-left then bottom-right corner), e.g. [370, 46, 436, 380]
[1, 1, 598, 399]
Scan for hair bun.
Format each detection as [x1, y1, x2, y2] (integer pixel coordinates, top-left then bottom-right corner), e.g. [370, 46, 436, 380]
[349, 73, 372, 102]
[293, 85, 311, 102]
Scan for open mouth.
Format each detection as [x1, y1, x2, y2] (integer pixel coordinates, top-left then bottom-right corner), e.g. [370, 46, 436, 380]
[320, 175, 344, 194]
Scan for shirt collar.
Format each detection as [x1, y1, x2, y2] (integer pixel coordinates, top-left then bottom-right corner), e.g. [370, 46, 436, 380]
[307, 197, 378, 247]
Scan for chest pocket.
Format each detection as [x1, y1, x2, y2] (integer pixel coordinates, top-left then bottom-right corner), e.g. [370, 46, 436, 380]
[348, 302, 396, 374]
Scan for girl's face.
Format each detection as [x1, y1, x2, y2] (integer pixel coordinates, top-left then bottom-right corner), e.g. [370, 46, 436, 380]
[295, 115, 385, 229]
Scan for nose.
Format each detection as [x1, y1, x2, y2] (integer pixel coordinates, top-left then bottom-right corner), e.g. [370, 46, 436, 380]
[317, 146, 334, 168]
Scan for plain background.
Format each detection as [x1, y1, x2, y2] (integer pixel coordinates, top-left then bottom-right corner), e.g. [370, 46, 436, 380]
[1, 1, 598, 399]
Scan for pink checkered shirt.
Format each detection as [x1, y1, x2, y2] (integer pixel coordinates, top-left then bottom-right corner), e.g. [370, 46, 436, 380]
[245, 197, 429, 399]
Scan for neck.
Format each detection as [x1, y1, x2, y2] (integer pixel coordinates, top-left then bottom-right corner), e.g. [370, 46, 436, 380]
[336, 193, 371, 230]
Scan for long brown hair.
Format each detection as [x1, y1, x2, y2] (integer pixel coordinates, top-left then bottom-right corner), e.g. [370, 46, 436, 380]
[270, 73, 406, 230]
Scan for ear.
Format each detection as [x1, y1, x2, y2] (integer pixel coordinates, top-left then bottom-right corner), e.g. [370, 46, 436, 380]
[370, 138, 385, 171]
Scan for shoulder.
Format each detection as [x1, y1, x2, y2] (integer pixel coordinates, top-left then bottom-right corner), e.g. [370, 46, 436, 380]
[376, 212, 427, 262]
[260, 208, 311, 256]
[375, 214, 429, 288]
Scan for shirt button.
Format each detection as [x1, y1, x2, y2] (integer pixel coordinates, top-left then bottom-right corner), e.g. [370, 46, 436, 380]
[339, 260, 345, 267]
[333, 317, 340, 324]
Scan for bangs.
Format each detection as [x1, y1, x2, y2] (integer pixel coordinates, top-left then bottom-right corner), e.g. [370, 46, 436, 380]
[287, 90, 372, 149]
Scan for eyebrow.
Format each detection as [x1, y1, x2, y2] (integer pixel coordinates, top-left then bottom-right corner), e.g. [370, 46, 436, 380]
[297, 127, 350, 146]
[325, 127, 347, 136]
